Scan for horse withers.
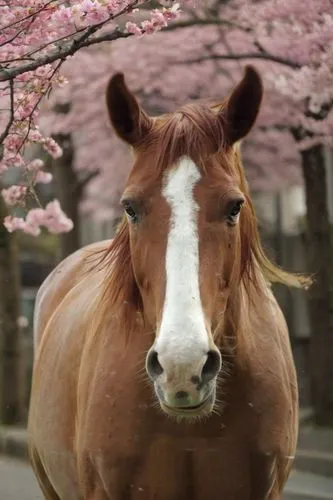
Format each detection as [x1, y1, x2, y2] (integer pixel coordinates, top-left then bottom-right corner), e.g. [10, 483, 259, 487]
[28, 66, 309, 499]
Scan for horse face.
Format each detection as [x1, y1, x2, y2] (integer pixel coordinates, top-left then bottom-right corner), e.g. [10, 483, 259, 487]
[106, 68, 263, 419]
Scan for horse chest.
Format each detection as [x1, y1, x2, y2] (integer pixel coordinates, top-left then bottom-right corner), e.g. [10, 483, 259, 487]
[85, 437, 253, 500]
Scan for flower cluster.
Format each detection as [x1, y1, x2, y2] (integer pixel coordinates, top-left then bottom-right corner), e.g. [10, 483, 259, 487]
[4, 199, 74, 236]
[0, 0, 184, 234]
[1, 185, 27, 206]
[126, 3, 181, 35]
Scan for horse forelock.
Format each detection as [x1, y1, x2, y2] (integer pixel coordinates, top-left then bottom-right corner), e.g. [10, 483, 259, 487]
[137, 101, 227, 174]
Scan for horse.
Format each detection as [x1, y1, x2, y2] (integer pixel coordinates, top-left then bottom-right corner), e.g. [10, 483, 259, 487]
[28, 66, 309, 500]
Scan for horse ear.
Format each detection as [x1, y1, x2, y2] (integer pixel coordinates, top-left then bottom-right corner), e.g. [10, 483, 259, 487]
[222, 66, 263, 146]
[106, 73, 152, 145]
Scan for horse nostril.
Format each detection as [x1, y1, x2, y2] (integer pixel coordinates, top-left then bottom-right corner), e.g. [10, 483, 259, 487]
[175, 390, 189, 400]
[146, 349, 164, 380]
[201, 349, 222, 383]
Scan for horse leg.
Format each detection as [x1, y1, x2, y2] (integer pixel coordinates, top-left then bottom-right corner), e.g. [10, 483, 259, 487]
[29, 446, 61, 500]
[85, 488, 109, 500]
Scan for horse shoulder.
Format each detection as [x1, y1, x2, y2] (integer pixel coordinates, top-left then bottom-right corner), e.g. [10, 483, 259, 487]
[33, 239, 112, 352]
[244, 285, 298, 495]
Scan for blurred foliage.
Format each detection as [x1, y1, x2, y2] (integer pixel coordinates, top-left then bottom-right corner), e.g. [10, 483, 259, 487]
[17, 231, 58, 262]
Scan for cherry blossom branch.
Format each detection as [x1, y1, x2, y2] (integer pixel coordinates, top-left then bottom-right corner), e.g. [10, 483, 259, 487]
[0, 0, 142, 84]
[19, 60, 63, 152]
[175, 52, 301, 69]
[0, 17, 35, 48]
[0, 0, 184, 235]
[0, 3, 224, 82]
[0, 28, 131, 82]
[0, 79, 14, 144]
[163, 17, 241, 31]
[0, 0, 57, 32]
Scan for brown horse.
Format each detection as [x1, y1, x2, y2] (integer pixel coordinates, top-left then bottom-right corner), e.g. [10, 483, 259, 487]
[28, 66, 308, 500]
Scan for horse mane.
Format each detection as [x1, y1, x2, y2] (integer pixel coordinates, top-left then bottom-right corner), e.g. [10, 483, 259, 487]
[89, 103, 311, 347]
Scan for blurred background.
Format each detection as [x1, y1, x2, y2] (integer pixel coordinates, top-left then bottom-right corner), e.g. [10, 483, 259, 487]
[1, 1, 333, 498]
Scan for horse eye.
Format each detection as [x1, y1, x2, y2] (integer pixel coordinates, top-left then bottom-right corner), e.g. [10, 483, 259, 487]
[226, 199, 244, 224]
[123, 202, 138, 222]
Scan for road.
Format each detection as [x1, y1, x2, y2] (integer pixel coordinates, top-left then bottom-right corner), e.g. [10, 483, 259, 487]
[0, 455, 42, 500]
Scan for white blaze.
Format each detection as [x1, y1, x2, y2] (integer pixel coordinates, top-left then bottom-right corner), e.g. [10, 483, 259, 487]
[156, 156, 209, 367]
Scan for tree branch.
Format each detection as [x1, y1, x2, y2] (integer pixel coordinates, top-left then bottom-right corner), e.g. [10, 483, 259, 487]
[175, 53, 301, 69]
[0, 0, 57, 32]
[163, 17, 241, 31]
[0, 6, 250, 82]
[75, 170, 100, 199]
[0, 27, 131, 82]
[0, 79, 14, 144]
[0, 0, 143, 82]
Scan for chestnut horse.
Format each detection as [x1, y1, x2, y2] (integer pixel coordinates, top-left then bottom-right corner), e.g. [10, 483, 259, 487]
[28, 66, 308, 500]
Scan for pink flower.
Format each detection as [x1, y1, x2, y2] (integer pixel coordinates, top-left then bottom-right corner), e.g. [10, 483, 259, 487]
[4, 216, 26, 233]
[3, 199, 73, 236]
[26, 208, 48, 226]
[26, 159, 44, 171]
[28, 129, 43, 142]
[1, 185, 27, 206]
[42, 137, 63, 158]
[23, 222, 41, 236]
[151, 11, 168, 28]
[162, 3, 181, 20]
[4, 135, 22, 152]
[43, 200, 74, 233]
[35, 170, 53, 184]
[125, 21, 142, 36]
[141, 20, 156, 34]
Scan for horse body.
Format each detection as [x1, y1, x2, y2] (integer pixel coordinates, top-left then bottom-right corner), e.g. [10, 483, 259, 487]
[29, 67, 304, 499]
[29, 241, 297, 500]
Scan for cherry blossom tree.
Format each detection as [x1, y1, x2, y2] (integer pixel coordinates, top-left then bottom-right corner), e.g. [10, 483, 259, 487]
[0, 0, 184, 236]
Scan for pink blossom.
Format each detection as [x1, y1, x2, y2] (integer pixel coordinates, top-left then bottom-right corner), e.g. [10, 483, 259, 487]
[3, 200, 73, 236]
[28, 129, 43, 142]
[26, 159, 44, 171]
[26, 208, 47, 226]
[42, 137, 63, 158]
[43, 200, 74, 234]
[23, 222, 42, 236]
[141, 20, 156, 34]
[3, 135, 22, 152]
[162, 3, 182, 20]
[125, 21, 143, 36]
[1, 185, 27, 206]
[4, 216, 27, 233]
[151, 11, 168, 28]
[35, 170, 53, 183]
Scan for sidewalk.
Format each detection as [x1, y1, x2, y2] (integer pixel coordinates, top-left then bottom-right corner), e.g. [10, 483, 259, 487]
[0, 426, 28, 461]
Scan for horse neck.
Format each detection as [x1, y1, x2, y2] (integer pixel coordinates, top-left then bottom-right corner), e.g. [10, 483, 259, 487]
[218, 265, 272, 364]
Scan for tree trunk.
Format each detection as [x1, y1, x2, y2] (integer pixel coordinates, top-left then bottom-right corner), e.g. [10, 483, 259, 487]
[0, 192, 23, 424]
[300, 144, 333, 425]
[51, 133, 80, 259]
